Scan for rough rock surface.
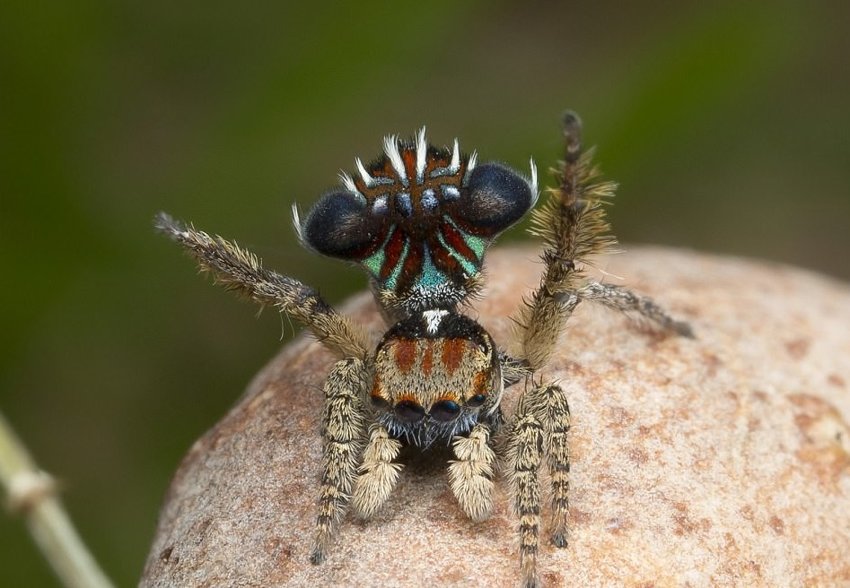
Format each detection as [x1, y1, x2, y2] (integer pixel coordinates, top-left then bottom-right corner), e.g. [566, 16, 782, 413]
[141, 247, 850, 587]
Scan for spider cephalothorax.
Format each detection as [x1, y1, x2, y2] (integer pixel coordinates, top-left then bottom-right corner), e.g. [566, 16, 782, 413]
[157, 112, 692, 588]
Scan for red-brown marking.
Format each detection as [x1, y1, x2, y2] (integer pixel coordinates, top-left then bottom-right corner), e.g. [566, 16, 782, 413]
[421, 340, 434, 377]
[402, 148, 417, 183]
[440, 221, 479, 263]
[393, 339, 417, 373]
[441, 338, 467, 375]
[370, 375, 384, 401]
[396, 240, 423, 293]
[472, 372, 488, 396]
[429, 235, 462, 276]
[380, 227, 405, 280]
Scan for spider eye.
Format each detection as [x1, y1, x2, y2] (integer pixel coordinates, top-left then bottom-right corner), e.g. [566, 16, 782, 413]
[454, 163, 533, 237]
[467, 394, 487, 407]
[395, 400, 425, 423]
[301, 190, 383, 259]
[370, 394, 390, 411]
[430, 400, 461, 422]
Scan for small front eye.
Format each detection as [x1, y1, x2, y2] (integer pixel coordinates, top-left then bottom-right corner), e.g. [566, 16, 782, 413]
[395, 400, 425, 422]
[370, 395, 390, 411]
[467, 394, 487, 407]
[430, 400, 461, 422]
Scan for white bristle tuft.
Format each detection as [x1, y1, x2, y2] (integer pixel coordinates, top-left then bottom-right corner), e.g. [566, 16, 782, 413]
[467, 150, 478, 172]
[529, 157, 539, 205]
[291, 203, 304, 243]
[449, 138, 460, 173]
[339, 171, 357, 193]
[355, 158, 375, 188]
[383, 134, 407, 181]
[462, 150, 478, 185]
[415, 126, 427, 182]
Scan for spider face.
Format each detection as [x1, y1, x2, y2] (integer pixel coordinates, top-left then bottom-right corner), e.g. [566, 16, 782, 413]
[299, 129, 537, 316]
[370, 309, 502, 447]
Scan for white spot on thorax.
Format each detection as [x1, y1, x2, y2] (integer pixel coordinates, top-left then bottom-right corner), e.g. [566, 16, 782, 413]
[423, 309, 449, 334]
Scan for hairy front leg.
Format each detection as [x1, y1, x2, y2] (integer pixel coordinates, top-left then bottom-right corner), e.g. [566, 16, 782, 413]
[448, 423, 497, 522]
[349, 423, 403, 519]
[310, 358, 370, 564]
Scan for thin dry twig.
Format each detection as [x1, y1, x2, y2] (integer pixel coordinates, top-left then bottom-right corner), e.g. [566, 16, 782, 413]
[0, 411, 114, 588]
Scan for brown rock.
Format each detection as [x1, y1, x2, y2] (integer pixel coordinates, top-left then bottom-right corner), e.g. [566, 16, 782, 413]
[141, 247, 850, 587]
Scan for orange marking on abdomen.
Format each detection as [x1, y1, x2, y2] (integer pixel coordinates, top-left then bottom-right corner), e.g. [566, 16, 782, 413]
[421, 340, 434, 377]
[472, 371, 488, 395]
[393, 339, 417, 373]
[441, 338, 467, 375]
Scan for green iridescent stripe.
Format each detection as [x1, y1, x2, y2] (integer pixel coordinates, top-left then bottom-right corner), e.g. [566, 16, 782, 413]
[361, 226, 395, 279]
[439, 216, 488, 275]
[416, 245, 448, 288]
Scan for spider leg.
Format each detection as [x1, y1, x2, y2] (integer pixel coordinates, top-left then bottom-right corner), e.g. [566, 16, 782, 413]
[538, 383, 571, 547]
[310, 358, 370, 564]
[448, 423, 497, 522]
[506, 389, 545, 588]
[155, 212, 371, 359]
[349, 423, 403, 519]
[513, 112, 691, 371]
[576, 281, 693, 337]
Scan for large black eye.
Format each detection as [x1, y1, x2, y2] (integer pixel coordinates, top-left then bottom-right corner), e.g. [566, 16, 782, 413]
[301, 190, 384, 260]
[467, 394, 487, 407]
[430, 400, 461, 422]
[453, 163, 533, 237]
[395, 400, 425, 423]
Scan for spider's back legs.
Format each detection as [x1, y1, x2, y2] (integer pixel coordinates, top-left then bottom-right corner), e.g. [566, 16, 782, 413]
[310, 358, 371, 564]
[575, 281, 693, 337]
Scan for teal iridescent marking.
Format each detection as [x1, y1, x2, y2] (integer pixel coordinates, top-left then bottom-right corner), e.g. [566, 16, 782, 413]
[465, 233, 486, 259]
[361, 226, 395, 279]
[436, 230, 477, 276]
[439, 216, 489, 276]
[416, 245, 449, 288]
[443, 216, 487, 259]
[362, 249, 385, 278]
[384, 238, 409, 290]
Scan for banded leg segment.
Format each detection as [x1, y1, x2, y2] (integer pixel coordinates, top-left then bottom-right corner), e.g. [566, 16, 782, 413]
[507, 392, 545, 588]
[448, 423, 497, 522]
[539, 384, 571, 546]
[310, 358, 370, 564]
[155, 212, 371, 359]
[577, 281, 693, 337]
[349, 424, 403, 519]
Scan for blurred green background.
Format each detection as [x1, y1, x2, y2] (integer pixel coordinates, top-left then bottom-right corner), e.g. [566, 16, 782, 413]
[1, 0, 848, 585]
